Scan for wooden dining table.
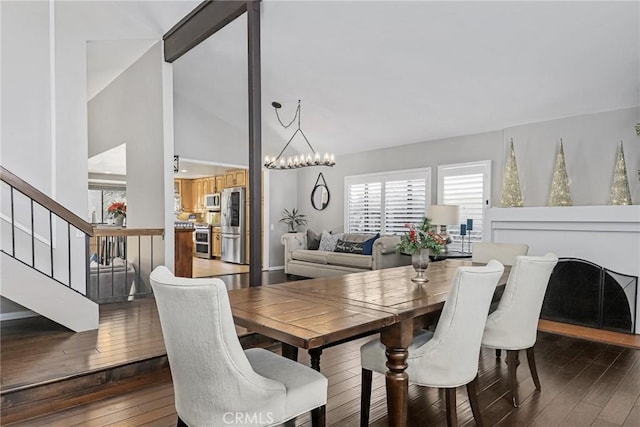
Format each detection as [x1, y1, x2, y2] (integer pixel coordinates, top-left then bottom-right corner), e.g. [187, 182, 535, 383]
[228, 259, 509, 427]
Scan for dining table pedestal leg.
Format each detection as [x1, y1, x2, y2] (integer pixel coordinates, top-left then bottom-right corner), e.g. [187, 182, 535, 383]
[381, 320, 414, 427]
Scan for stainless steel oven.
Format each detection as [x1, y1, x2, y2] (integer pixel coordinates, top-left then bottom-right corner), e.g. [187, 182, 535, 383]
[194, 224, 212, 259]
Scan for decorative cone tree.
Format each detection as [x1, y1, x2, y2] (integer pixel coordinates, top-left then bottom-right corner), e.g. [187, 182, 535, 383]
[500, 138, 524, 207]
[609, 141, 632, 205]
[548, 139, 573, 206]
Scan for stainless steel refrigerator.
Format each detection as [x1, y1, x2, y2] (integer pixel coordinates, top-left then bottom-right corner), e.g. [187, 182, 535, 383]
[221, 187, 246, 264]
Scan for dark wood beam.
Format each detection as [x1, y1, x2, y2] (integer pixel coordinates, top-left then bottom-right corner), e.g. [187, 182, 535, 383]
[247, 1, 262, 287]
[163, 1, 248, 63]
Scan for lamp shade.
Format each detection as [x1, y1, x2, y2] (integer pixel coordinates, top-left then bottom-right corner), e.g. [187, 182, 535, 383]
[427, 205, 460, 225]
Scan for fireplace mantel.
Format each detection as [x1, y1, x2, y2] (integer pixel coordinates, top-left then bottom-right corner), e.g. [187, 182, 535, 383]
[485, 205, 640, 333]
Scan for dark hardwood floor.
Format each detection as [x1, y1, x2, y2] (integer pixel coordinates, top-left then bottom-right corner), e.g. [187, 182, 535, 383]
[0, 270, 295, 394]
[4, 332, 640, 426]
[2, 269, 639, 426]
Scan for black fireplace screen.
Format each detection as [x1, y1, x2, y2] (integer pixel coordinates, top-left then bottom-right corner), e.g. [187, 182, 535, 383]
[541, 258, 638, 334]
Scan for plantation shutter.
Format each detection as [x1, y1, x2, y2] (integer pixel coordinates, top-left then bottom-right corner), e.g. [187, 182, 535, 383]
[437, 161, 491, 249]
[384, 178, 427, 234]
[346, 182, 382, 233]
[345, 168, 431, 234]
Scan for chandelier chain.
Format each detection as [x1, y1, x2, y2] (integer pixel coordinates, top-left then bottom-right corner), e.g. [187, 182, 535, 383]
[274, 101, 300, 129]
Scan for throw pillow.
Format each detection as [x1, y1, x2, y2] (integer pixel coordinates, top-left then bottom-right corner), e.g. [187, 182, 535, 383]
[319, 231, 343, 252]
[306, 229, 321, 250]
[334, 239, 364, 254]
[362, 233, 380, 256]
[343, 233, 376, 243]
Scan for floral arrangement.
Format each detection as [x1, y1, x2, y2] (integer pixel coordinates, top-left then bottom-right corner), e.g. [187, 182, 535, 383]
[108, 202, 127, 218]
[396, 217, 446, 255]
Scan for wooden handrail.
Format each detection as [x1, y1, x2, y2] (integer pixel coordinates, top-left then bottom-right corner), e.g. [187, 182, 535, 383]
[92, 227, 164, 237]
[1, 166, 94, 236]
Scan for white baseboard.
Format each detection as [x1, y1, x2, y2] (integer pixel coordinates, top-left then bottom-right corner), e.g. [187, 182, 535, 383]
[0, 310, 38, 321]
[265, 265, 284, 271]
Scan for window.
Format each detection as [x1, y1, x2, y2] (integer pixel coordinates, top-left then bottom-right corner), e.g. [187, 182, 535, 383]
[345, 168, 431, 234]
[437, 161, 491, 250]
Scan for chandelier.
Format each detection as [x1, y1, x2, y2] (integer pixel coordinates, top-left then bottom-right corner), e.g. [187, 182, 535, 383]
[264, 100, 335, 170]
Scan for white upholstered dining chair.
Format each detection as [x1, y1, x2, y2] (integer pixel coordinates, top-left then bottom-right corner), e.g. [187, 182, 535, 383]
[359, 260, 505, 427]
[150, 266, 328, 427]
[481, 253, 558, 407]
[471, 242, 529, 266]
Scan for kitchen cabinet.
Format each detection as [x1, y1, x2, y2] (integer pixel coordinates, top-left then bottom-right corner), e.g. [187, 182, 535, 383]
[211, 227, 221, 258]
[215, 175, 224, 192]
[175, 179, 194, 212]
[174, 228, 193, 277]
[206, 177, 216, 194]
[224, 169, 246, 188]
[192, 179, 205, 212]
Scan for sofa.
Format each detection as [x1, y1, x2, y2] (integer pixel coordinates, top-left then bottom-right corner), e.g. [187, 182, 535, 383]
[87, 257, 136, 303]
[281, 232, 410, 278]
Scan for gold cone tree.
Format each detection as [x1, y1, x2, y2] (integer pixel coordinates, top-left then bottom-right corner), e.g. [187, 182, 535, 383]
[609, 141, 632, 205]
[499, 138, 524, 207]
[548, 139, 573, 206]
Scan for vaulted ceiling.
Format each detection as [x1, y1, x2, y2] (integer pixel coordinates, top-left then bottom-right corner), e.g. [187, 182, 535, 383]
[93, 1, 639, 160]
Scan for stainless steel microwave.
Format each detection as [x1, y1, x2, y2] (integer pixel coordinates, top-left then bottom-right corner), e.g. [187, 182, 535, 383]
[205, 193, 221, 211]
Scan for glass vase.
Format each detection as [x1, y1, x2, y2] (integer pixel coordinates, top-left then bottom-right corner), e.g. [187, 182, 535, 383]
[411, 248, 430, 283]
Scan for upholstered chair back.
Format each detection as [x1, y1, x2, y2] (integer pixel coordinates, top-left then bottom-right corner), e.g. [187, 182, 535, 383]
[482, 253, 559, 350]
[150, 266, 286, 426]
[408, 260, 504, 387]
[472, 242, 529, 266]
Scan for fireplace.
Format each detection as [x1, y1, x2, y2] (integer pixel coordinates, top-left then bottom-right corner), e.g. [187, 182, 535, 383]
[541, 258, 638, 334]
[485, 205, 640, 334]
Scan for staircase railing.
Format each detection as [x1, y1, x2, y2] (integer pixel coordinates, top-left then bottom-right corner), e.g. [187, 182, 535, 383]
[1, 166, 165, 303]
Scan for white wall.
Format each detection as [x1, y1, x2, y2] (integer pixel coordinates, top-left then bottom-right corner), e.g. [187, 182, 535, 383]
[505, 107, 639, 207]
[88, 43, 165, 229]
[297, 107, 640, 234]
[296, 130, 503, 233]
[267, 170, 299, 267]
[174, 93, 249, 167]
[1, 1, 52, 196]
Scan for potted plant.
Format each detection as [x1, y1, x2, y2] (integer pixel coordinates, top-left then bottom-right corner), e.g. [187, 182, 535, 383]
[280, 208, 308, 233]
[397, 217, 447, 283]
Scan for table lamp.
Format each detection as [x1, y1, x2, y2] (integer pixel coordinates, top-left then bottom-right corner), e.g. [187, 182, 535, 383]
[427, 204, 460, 253]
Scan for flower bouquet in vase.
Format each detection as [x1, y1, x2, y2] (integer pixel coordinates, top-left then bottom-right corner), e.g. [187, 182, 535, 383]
[397, 217, 446, 283]
[108, 202, 127, 226]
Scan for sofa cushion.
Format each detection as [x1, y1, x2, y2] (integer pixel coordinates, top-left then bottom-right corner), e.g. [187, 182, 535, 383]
[334, 239, 365, 254]
[306, 229, 322, 250]
[362, 233, 380, 255]
[319, 231, 344, 252]
[291, 249, 330, 264]
[326, 252, 373, 269]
